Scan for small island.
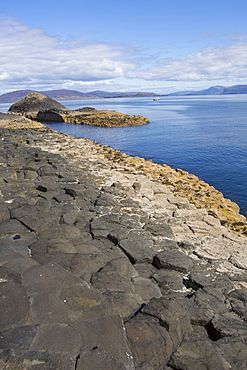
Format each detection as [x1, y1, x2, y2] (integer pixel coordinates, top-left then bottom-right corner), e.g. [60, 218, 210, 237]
[7, 92, 150, 127]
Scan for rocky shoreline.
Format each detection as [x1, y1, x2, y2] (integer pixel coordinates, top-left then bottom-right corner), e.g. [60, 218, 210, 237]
[0, 116, 247, 369]
[8, 92, 149, 127]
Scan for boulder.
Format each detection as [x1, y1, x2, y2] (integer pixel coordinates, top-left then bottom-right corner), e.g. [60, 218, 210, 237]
[153, 248, 195, 273]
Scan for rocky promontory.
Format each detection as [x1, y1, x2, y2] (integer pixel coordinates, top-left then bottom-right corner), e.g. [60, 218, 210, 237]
[8, 92, 149, 127]
[0, 113, 247, 369]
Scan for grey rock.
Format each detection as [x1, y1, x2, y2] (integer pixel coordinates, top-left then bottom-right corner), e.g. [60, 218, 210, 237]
[58, 283, 104, 320]
[30, 292, 71, 325]
[216, 336, 247, 370]
[30, 252, 92, 281]
[10, 204, 37, 219]
[0, 326, 37, 350]
[91, 257, 138, 293]
[0, 203, 10, 223]
[77, 347, 128, 370]
[37, 164, 60, 177]
[0, 219, 31, 234]
[228, 289, 247, 321]
[131, 276, 162, 302]
[30, 238, 77, 254]
[8, 92, 67, 114]
[169, 334, 232, 370]
[142, 297, 192, 350]
[102, 290, 143, 319]
[144, 220, 174, 238]
[162, 292, 215, 327]
[0, 272, 22, 284]
[108, 224, 131, 244]
[119, 229, 155, 264]
[0, 128, 246, 369]
[0, 255, 40, 275]
[95, 192, 119, 207]
[189, 269, 234, 294]
[195, 287, 229, 314]
[72, 315, 135, 369]
[134, 263, 158, 278]
[61, 209, 80, 225]
[0, 348, 76, 370]
[209, 312, 247, 339]
[125, 314, 173, 369]
[0, 282, 31, 331]
[37, 224, 81, 240]
[22, 262, 93, 296]
[11, 207, 57, 232]
[90, 217, 110, 239]
[153, 248, 195, 273]
[30, 323, 82, 356]
[152, 269, 185, 294]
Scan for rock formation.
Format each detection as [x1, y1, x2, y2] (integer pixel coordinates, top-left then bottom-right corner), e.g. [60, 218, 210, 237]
[0, 115, 247, 369]
[7, 93, 150, 127]
[8, 92, 68, 114]
[36, 108, 149, 127]
[97, 149, 247, 235]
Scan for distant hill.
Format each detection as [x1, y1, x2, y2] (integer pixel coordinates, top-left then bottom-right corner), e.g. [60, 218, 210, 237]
[169, 84, 247, 96]
[0, 89, 159, 103]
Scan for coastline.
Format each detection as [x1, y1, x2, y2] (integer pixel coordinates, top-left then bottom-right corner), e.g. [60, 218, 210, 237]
[1, 114, 245, 235]
[0, 115, 247, 368]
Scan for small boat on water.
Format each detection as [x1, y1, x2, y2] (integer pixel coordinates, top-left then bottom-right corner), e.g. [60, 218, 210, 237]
[153, 97, 160, 101]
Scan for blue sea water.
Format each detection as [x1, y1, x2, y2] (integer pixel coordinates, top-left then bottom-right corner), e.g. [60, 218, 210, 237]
[1, 95, 247, 217]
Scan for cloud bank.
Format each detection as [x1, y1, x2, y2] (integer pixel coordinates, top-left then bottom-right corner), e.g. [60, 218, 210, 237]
[0, 15, 137, 91]
[1, 15, 247, 93]
[130, 43, 247, 82]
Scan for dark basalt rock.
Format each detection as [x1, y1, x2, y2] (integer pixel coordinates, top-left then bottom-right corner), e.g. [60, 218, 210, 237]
[153, 248, 195, 273]
[75, 107, 96, 112]
[0, 349, 76, 370]
[8, 92, 67, 114]
[0, 127, 246, 369]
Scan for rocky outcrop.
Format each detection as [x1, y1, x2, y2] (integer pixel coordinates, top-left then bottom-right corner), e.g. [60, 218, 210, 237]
[0, 112, 246, 234]
[36, 108, 150, 127]
[7, 93, 150, 127]
[0, 112, 48, 131]
[8, 92, 68, 114]
[94, 147, 247, 235]
[0, 123, 247, 369]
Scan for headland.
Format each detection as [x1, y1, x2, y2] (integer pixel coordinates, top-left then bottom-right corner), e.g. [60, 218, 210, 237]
[8, 92, 149, 127]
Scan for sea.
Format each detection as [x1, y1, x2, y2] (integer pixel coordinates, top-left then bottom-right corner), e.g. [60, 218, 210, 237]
[1, 95, 246, 217]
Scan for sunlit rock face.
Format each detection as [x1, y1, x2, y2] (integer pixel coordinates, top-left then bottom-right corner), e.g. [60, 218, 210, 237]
[37, 108, 150, 127]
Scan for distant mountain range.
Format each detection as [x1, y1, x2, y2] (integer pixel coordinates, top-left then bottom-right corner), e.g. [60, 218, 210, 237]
[168, 84, 247, 96]
[1, 84, 247, 104]
[0, 89, 159, 103]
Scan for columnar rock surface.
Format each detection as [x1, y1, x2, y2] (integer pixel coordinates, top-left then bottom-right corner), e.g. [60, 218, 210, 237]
[0, 122, 247, 369]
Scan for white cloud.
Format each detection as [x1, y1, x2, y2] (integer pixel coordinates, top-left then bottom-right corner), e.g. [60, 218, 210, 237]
[129, 43, 247, 82]
[1, 14, 247, 94]
[0, 15, 138, 91]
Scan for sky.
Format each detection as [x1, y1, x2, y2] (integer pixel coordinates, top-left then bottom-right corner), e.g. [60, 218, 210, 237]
[1, 0, 247, 94]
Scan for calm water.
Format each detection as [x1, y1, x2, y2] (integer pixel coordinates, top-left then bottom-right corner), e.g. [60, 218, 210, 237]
[1, 96, 247, 217]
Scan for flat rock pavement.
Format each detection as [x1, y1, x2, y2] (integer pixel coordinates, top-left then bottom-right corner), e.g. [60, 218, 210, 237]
[0, 127, 247, 369]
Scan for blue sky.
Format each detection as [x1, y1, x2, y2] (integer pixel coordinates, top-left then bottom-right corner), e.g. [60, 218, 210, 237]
[1, 0, 247, 94]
